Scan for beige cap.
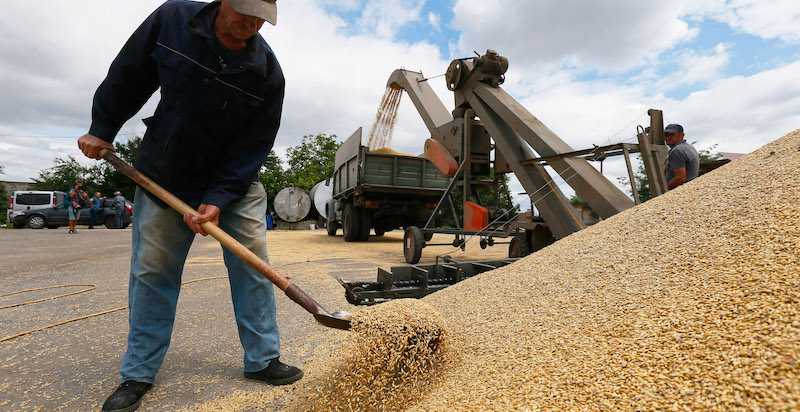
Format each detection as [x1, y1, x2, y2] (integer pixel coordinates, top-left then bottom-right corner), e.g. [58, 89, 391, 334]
[229, 0, 277, 26]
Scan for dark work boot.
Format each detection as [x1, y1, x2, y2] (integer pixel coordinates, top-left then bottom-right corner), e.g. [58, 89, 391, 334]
[244, 358, 303, 385]
[101, 380, 153, 412]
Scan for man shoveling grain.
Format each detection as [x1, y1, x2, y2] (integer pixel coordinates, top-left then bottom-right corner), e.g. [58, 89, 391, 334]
[77, 1, 300, 411]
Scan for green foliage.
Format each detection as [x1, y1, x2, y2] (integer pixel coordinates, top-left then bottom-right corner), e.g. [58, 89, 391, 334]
[284, 134, 341, 190]
[617, 142, 721, 202]
[99, 137, 142, 200]
[435, 172, 518, 228]
[617, 160, 653, 202]
[32, 156, 93, 192]
[569, 194, 598, 218]
[0, 166, 8, 224]
[31, 137, 142, 200]
[30, 133, 344, 210]
[258, 134, 340, 205]
[697, 143, 723, 162]
[259, 150, 289, 204]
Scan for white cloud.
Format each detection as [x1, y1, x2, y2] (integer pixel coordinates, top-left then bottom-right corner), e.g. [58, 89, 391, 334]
[355, 0, 426, 39]
[724, 0, 800, 43]
[428, 12, 441, 30]
[662, 61, 800, 154]
[653, 43, 731, 91]
[451, 0, 699, 73]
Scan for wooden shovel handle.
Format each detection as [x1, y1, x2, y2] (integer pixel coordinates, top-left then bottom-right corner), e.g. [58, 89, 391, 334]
[100, 149, 292, 292]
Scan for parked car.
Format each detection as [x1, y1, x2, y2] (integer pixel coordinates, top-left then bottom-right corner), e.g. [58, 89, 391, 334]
[12, 198, 133, 229]
[8, 190, 65, 227]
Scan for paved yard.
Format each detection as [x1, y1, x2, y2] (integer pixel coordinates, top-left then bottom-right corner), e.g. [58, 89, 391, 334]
[0, 225, 506, 411]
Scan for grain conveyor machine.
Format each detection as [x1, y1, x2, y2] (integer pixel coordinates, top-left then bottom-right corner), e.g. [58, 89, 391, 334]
[340, 50, 670, 304]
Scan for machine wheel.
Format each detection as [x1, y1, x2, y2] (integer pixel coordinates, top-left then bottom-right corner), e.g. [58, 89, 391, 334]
[423, 232, 433, 241]
[27, 215, 46, 229]
[326, 202, 338, 236]
[404, 226, 424, 264]
[357, 208, 372, 241]
[342, 203, 360, 242]
[374, 227, 386, 236]
[509, 235, 532, 258]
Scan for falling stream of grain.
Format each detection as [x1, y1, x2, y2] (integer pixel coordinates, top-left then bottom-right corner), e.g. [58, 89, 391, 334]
[367, 86, 403, 150]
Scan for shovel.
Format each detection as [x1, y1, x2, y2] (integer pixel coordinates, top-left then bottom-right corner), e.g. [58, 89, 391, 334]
[100, 149, 351, 331]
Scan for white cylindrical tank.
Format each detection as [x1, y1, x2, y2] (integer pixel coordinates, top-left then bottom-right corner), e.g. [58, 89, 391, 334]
[309, 179, 333, 218]
[273, 186, 311, 223]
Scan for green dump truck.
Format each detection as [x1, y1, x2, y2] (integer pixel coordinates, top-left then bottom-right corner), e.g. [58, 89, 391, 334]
[326, 128, 449, 241]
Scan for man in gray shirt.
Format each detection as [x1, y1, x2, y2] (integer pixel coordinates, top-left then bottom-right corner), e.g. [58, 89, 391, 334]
[113, 191, 126, 229]
[663, 124, 699, 190]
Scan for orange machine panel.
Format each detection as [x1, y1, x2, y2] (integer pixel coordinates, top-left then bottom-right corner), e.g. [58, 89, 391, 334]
[463, 201, 489, 232]
[424, 138, 458, 177]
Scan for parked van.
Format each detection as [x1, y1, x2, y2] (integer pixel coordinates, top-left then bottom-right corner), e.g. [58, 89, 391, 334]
[8, 191, 65, 228]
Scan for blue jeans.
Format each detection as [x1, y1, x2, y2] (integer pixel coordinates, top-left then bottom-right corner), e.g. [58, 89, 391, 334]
[89, 209, 100, 228]
[120, 182, 279, 383]
[115, 208, 124, 228]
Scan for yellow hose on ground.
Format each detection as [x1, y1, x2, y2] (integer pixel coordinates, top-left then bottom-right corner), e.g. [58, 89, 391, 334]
[0, 284, 97, 310]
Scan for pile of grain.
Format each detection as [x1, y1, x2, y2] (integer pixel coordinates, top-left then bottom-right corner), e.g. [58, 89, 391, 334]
[370, 147, 415, 157]
[367, 86, 403, 150]
[201, 129, 800, 410]
[287, 299, 450, 412]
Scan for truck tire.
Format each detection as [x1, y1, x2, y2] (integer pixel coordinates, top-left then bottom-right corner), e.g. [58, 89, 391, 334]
[104, 216, 117, 229]
[342, 203, 360, 242]
[404, 226, 424, 264]
[358, 208, 371, 241]
[508, 235, 531, 258]
[326, 201, 338, 236]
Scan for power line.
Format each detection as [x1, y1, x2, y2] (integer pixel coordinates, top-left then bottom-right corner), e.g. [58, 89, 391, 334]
[0, 131, 144, 139]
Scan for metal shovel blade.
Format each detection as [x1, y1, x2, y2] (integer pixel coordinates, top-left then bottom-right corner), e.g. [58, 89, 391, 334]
[285, 284, 352, 330]
[314, 312, 352, 331]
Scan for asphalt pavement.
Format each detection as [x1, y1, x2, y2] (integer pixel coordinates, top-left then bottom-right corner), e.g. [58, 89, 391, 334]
[0, 225, 505, 411]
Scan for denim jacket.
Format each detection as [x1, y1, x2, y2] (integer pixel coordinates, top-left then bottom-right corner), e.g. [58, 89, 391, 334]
[89, 0, 284, 210]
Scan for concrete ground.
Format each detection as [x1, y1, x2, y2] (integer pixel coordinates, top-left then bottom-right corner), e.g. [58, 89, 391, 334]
[0, 225, 506, 411]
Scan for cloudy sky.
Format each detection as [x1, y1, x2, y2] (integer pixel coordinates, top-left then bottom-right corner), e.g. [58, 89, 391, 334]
[1, 0, 799, 206]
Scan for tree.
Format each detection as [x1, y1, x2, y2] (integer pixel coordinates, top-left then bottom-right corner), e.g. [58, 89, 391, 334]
[284, 134, 341, 190]
[435, 171, 518, 228]
[31, 137, 142, 201]
[0, 166, 8, 224]
[97, 137, 142, 200]
[259, 150, 289, 204]
[32, 156, 97, 193]
[618, 143, 722, 202]
[569, 194, 598, 219]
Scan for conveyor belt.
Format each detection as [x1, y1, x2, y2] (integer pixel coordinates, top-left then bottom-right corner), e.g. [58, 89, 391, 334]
[339, 257, 520, 305]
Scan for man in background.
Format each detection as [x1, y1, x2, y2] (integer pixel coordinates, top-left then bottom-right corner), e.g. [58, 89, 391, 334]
[663, 124, 699, 190]
[112, 191, 126, 229]
[68, 181, 88, 234]
[88, 192, 105, 229]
